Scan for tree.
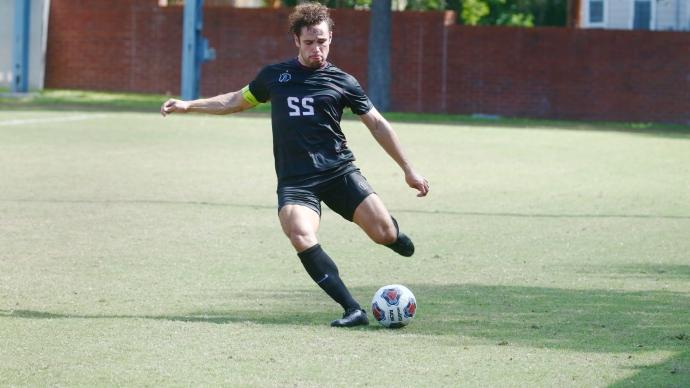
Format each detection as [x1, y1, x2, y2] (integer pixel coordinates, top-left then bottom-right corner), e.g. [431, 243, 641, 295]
[458, 0, 567, 27]
[271, 0, 567, 28]
[460, 0, 490, 25]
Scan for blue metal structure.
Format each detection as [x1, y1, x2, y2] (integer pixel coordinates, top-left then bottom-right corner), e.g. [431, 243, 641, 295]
[181, 0, 215, 100]
[367, 0, 391, 112]
[12, 0, 31, 93]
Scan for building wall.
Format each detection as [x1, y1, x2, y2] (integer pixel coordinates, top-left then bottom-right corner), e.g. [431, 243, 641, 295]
[608, 0, 630, 29]
[581, 0, 689, 31]
[657, 0, 676, 30]
[580, 0, 634, 29]
[651, 0, 690, 31]
[45, 0, 690, 124]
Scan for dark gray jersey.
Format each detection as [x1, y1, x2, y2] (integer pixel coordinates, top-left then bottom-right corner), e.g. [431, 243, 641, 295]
[248, 58, 373, 186]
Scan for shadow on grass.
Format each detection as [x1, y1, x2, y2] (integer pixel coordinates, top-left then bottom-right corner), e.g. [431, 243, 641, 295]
[0, 308, 332, 327]
[602, 264, 690, 281]
[608, 350, 690, 388]
[399, 284, 689, 352]
[2, 282, 688, 384]
[2, 283, 687, 351]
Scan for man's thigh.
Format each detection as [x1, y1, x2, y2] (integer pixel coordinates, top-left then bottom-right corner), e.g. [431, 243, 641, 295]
[351, 193, 396, 244]
[277, 186, 322, 251]
[277, 186, 322, 216]
[320, 170, 375, 221]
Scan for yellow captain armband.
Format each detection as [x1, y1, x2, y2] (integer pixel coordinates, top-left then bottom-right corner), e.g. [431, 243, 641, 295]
[241, 85, 260, 107]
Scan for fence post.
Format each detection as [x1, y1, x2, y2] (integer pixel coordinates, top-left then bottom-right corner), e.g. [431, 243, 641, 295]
[367, 0, 392, 112]
[12, 0, 31, 93]
[181, 0, 215, 100]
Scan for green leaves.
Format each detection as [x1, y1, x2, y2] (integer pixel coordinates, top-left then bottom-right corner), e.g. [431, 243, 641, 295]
[460, 0, 550, 27]
[462, 0, 491, 25]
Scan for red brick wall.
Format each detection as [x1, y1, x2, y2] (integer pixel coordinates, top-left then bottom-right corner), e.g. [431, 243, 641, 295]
[46, 0, 182, 93]
[390, 11, 448, 114]
[45, 1, 370, 98]
[444, 26, 690, 123]
[199, 6, 371, 96]
[45, 0, 690, 124]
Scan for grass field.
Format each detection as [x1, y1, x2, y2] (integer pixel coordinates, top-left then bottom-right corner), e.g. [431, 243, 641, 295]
[1, 108, 689, 386]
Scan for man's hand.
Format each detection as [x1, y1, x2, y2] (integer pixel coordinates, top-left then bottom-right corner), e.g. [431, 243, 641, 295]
[160, 99, 190, 117]
[405, 170, 429, 197]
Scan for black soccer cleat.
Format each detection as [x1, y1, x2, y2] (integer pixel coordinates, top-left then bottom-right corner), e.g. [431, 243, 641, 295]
[331, 308, 369, 327]
[386, 233, 415, 257]
[386, 217, 415, 257]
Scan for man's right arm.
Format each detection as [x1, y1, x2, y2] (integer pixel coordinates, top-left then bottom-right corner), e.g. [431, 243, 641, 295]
[160, 88, 256, 117]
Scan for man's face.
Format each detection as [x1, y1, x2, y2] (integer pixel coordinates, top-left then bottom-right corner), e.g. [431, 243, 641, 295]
[294, 21, 332, 68]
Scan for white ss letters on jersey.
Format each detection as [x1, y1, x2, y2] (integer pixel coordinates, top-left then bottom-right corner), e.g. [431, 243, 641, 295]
[287, 97, 314, 117]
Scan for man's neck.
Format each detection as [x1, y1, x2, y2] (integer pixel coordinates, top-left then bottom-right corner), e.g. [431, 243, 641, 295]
[295, 57, 328, 70]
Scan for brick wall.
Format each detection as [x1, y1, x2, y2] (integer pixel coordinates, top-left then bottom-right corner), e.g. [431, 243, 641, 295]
[45, 0, 690, 124]
[46, 1, 181, 93]
[444, 26, 690, 123]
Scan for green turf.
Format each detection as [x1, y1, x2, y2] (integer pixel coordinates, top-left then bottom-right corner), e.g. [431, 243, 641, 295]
[0, 89, 273, 114]
[1, 110, 688, 386]
[3, 88, 690, 133]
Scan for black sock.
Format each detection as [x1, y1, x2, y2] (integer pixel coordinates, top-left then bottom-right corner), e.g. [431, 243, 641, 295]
[385, 217, 415, 257]
[298, 244, 361, 312]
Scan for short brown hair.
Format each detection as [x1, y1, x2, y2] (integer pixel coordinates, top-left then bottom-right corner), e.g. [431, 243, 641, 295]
[289, 2, 334, 37]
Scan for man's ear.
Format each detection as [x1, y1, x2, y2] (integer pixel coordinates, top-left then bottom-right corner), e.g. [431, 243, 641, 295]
[293, 34, 300, 48]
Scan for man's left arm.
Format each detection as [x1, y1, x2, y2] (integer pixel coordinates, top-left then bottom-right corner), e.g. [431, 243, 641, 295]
[359, 108, 429, 197]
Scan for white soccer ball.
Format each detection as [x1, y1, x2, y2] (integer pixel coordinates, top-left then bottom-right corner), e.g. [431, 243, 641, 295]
[371, 284, 417, 328]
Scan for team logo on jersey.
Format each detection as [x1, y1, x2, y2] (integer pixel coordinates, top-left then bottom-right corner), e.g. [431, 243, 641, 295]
[278, 72, 291, 83]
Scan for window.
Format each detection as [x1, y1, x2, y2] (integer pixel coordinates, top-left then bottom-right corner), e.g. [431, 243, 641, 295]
[589, 0, 604, 24]
[585, 0, 606, 27]
[633, 0, 652, 30]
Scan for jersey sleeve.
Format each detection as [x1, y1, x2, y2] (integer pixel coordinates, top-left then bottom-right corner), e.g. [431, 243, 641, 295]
[343, 75, 373, 115]
[247, 66, 272, 103]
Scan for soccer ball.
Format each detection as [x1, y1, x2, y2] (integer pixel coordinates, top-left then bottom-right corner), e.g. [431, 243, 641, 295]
[371, 284, 417, 328]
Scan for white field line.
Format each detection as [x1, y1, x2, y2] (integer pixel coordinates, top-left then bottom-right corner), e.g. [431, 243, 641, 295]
[0, 114, 109, 127]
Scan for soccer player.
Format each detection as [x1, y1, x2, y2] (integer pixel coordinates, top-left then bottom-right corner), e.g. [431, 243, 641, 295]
[161, 2, 429, 327]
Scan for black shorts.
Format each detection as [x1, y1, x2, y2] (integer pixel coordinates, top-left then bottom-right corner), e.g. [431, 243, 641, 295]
[277, 169, 375, 221]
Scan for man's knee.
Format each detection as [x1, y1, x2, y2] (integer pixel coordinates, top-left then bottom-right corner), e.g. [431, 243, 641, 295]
[289, 230, 318, 252]
[279, 204, 320, 252]
[371, 219, 398, 245]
